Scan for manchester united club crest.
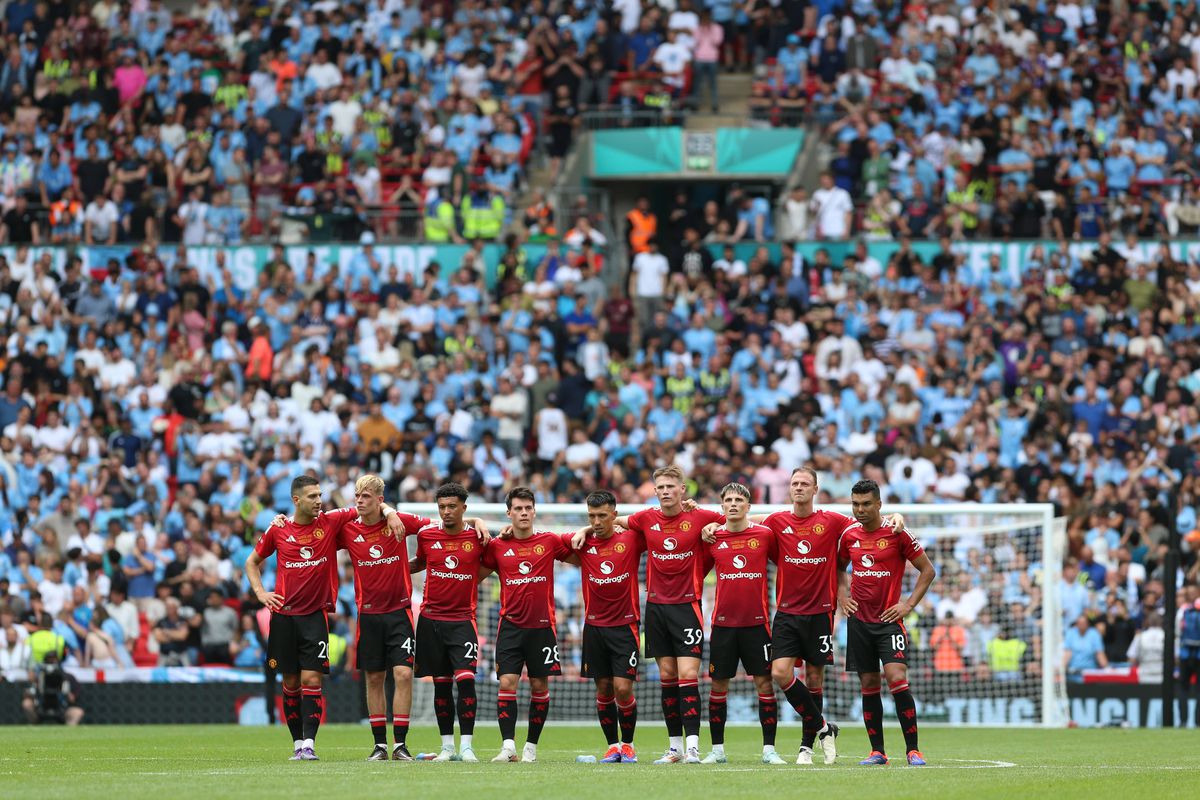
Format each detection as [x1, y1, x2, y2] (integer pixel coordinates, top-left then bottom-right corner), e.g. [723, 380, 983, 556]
[680, 521, 692, 532]
[462, 541, 474, 552]
[534, 544, 546, 555]
[812, 524, 825, 535]
[877, 538, 889, 549]
[314, 529, 325, 540]
[267, 658, 278, 669]
[614, 543, 626, 553]
[748, 538, 760, 549]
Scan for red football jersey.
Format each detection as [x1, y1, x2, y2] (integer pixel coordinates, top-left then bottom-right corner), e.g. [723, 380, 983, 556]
[415, 524, 484, 621]
[708, 524, 777, 627]
[339, 515, 421, 614]
[482, 532, 572, 628]
[627, 507, 724, 604]
[838, 522, 924, 624]
[253, 508, 354, 616]
[570, 529, 646, 626]
[763, 509, 854, 616]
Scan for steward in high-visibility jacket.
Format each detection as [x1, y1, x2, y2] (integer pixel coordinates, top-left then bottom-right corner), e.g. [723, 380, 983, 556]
[461, 186, 505, 240]
[626, 196, 657, 254]
[424, 194, 459, 242]
[666, 372, 696, 414]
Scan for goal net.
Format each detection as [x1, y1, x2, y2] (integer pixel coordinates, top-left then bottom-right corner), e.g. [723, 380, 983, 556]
[393, 502, 1066, 729]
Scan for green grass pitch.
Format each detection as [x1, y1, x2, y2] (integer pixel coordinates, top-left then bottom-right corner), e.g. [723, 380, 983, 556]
[2, 724, 1197, 799]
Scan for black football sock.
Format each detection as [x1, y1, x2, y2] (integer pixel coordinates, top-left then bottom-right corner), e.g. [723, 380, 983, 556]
[708, 690, 727, 746]
[392, 714, 409, 746]
[498, 690, 518, 741]
[455, 675, 477, 736]
[282, 686, 304, 743]
[301, 686, 323, 741]
[679, 679, 701, 737]
[758, 691, 778, 747]
[811, 686, 824, 715]
[783, 677, 824, 746]
[596, 694, 619, 745]
[433, 678, 455, 736]
[862, 688, 885, 754]
[369, 714, 386, 746]
[891, 680, 919, 753]
[527, 691, 550, 744]
[617, 696, 638, 744]
[660, 679, 682, 738]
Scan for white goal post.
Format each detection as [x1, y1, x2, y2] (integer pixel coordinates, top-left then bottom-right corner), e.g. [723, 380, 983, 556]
[394, 501, 1067, 728]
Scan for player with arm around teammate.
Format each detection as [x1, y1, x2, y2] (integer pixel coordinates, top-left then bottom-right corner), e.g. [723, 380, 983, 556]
[412, 483, 489, 762]
[700, 482, 787, 765]
[569, 490, 646, 763]
[838, 479, 936, 767]
[483, 487, 574, 764]
[339, 474, 425, 761]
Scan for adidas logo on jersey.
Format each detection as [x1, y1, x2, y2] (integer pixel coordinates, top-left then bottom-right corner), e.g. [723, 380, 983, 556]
[782, 526, 794, 534]
[431, 541, 443, 549]
[717, 542, 729, 549]
[650, 524, 662, 531]
[286, 536, 296, 543]
[852, 541, 861, 548]
[504, 549, 515, 557]
[353, 535, 365, 543]
[586, 547, 598, 555]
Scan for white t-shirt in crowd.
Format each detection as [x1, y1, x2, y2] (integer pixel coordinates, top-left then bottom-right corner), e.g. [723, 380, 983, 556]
[85, 200, 120, 241]
[812, 186, 853, 238]
[653, 41, 691, 86]
[536, 407, 568, 461]
[632, 251, 669, 297]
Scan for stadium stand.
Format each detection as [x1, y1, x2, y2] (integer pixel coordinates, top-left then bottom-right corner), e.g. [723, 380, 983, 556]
[0, 0, 1195, 729]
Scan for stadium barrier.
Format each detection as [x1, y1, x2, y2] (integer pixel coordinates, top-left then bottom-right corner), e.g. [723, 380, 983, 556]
[10, 674, 1149, 728]
[12, 238, 1200, 294]
[1066, 682, 1199, 729]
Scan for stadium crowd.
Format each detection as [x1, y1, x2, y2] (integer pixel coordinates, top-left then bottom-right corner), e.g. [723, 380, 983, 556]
[761, 0, 1200, 243]
[0, 0, 1196, 726]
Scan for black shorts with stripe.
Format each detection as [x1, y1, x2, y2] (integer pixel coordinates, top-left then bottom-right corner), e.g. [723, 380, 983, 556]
[771, 611, 835, 666]
[414, 617, 478, 678]
[495, 620, 561, 678]
[356, 608, 415, 672]
[644, 602, 704, 659]
[267, 611, 329, 675]
[846, 617, 908, 673]
[708, 625, 772, 679]
[582, 623, 640, 679]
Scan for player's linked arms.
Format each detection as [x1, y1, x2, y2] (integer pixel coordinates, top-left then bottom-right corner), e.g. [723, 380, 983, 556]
[701, 522, 720, 544]
[568, 525, 629, 549]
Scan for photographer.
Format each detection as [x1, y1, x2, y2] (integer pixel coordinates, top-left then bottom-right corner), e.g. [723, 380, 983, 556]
[20, 612, 84, 725]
